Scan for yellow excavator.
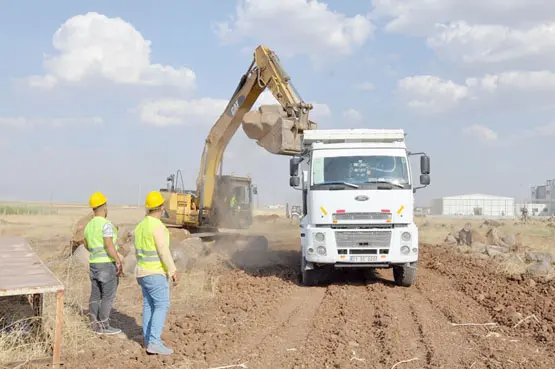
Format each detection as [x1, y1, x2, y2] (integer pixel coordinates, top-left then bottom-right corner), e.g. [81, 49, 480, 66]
[159, 45, 317, 235]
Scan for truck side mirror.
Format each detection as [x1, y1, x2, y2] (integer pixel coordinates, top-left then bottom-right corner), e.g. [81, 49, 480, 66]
[252, 186, 258, 195]
[290, 156, 301, 177]
[290, 176, 300, 187]
[420, 174, 430, 185]
[420, 155, 430, 175]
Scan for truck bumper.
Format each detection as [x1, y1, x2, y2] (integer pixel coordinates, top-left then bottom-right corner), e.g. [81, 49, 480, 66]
[302, 224, 419, 267]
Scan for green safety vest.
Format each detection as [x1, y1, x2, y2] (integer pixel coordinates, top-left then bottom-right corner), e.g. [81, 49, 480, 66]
[230, 195, 237, 207]
[134, 216, 170, 273]
[84, 216, 118, 264]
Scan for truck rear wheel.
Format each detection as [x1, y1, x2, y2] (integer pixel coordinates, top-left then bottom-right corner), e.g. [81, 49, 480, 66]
[393, 262, 417, 287]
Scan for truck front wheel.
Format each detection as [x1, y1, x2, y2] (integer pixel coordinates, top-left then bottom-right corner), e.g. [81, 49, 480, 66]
[393, 262, 417, 287]
[301, 257, 325, 286]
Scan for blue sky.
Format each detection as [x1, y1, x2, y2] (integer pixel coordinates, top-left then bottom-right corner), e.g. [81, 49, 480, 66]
[1, 0, 553, 206]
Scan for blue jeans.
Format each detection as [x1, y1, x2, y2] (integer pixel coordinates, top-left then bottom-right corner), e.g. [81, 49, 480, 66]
[137, 274, 170, 347]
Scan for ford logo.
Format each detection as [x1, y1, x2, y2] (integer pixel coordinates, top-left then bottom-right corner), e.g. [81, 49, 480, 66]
[355, 195, 368, 201]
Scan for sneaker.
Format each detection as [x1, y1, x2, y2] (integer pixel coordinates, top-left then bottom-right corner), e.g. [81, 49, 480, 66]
[100, 326, 122, 335]
[91, 322, 103, 334]
[146, 343, 173, 355]
[92, 325, 103, 334]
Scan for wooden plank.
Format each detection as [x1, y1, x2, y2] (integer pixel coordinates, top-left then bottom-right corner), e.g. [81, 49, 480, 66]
[0, 237, 64, 295]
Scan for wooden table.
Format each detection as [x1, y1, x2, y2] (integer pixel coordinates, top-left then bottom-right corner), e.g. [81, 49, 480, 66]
[0, 237, 65, 366]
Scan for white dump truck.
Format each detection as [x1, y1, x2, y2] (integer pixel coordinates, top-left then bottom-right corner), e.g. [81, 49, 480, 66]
[289, 129, 430, 286]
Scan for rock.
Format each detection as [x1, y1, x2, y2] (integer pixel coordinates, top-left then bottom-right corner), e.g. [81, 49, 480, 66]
[471, 242, 487, 253]
[526, 260, 554, 278]
[481, 219, 502, 228]
[457, 223, 473, 245]
[486, 227, 509, 248]
[525, 251, 555, 264]
[71, 245, 90, 265]
[456, 245, 473, 254]
[485, 248, 509, 261]
[444, 234, 457, 244]
[117, 241, 134, 258]
[486, 244, 510, 254]
[502, 233, 517, 248]
[172, 248, 192, 271]
[122, 252, 137, 276]
[168, 237, 208, 271]
[528, 279, 537, 288]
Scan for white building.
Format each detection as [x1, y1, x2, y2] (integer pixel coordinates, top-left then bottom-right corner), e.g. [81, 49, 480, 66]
[431, 193, 515, 217]
[516, 203, 548, 216]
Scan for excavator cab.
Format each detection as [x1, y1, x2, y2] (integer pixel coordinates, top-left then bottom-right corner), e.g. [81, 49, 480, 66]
[213, 175, 257, 229]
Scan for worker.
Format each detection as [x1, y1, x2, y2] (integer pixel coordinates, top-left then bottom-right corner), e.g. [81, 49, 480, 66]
[83, 192, 122, 335]
[229, 191, 237, 213]
[134, 190, 178, 355]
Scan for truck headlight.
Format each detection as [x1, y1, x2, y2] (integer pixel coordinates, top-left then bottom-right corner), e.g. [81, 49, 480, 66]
[317, 246, 327, 255]
[314, 232, 325, 242]
[401, 232, 411, 242]
[401, 246, 410, 255]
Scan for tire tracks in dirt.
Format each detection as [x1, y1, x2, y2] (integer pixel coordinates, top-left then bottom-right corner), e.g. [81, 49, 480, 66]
[237, 285, 327, 368]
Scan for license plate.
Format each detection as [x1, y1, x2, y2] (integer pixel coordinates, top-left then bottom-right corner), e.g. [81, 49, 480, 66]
[349, 255, 377, 262]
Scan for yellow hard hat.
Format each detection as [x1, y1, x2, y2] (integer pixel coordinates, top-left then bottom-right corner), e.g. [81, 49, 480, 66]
[89, 192, 107, 209]
[145, 191, 164, 209]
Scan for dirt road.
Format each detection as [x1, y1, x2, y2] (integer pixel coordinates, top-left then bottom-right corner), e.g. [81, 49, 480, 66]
[44, 221, 555, 368]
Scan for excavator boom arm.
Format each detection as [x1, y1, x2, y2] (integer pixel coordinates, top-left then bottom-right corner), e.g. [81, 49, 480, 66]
[195, 45, 316, 225]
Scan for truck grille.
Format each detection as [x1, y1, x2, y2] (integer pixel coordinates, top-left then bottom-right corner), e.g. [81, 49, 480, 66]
[333, 212, 391, 221]
[335, 230, 391, 248]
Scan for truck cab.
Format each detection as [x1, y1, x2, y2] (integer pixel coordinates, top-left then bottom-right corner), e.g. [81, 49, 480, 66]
[289, 129, 430, 287]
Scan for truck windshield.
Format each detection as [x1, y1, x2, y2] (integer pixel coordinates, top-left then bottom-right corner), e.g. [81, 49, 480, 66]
[312, 155, 410, 187]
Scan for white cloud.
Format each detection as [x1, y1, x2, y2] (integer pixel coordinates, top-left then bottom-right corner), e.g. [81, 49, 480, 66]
[398, 70, 555, 113]
[516, 122, 555, 139]
[139, 98, 228, 126]
[428, 21, 555, 67]
[139, 90, 332, 127]
[463, 124, 498, 142]
[397, 75, 470, 113]
[215, 0, 373, 62]
[371, 0, 555, 36]
[342, 108, 363, 122]
[463, 121, 555, 145]
[25, 12, 196, 91]
[354, 82, 374, 91]
[0, 116, 103, 128]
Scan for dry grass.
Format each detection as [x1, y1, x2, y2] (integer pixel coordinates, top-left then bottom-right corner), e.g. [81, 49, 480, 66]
[416, 216, 555, 253]
[0, 203, 219, 366]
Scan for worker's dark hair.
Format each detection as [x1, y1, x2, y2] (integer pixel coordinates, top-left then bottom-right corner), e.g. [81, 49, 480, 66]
[93, 203, 107, 213]
[148, 205, 163, 214]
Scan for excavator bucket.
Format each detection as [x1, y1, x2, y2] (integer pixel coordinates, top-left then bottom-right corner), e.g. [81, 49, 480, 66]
[242, 105, 311, 156]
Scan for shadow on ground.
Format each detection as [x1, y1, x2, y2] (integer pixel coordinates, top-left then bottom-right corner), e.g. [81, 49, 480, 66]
[111, 308, 143, 343]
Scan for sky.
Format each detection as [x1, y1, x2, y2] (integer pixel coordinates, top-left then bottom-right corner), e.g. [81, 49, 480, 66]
[1, 0, 552, 207]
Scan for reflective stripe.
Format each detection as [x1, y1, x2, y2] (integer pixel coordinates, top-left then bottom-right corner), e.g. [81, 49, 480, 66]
[138, 256, 161, 262]
[88, 247, 105, 253]
[139, 250, 159, 256]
